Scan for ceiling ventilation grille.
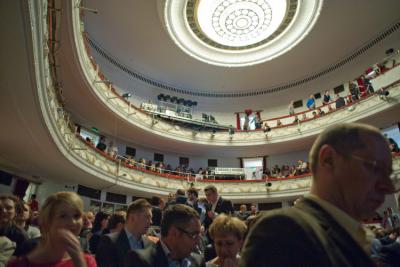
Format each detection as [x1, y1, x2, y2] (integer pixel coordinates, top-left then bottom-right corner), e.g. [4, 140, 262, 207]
[86, 21, 400, 98]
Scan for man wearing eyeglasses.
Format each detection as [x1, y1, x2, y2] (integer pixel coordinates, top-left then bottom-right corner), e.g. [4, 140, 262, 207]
[125, 204, 204, 267]
[240, 123, 396, 267]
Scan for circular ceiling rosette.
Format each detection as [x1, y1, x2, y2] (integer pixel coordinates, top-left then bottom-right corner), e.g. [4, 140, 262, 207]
[164, 0, 323, 67]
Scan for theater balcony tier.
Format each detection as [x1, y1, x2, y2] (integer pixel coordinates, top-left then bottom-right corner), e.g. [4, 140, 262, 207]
[43, 3, 400, 198]
[54, 0, 400, 152]
[2, 0, 400, 204]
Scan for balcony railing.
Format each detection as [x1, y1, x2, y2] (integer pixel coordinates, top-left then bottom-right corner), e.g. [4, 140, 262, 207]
[68, 0, 400, 145]
[25, 0, 400, 200]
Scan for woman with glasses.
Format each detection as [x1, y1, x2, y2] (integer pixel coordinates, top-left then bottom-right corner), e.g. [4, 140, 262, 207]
[6, 192, 96, 267]
[207, 214, 247, 267]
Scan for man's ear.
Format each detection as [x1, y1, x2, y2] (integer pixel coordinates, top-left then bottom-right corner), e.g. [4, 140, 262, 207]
[318, 144, 337, 171]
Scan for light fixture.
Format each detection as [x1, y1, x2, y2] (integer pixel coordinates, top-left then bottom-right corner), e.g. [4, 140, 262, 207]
[385, 48, 394, 55]
[122, 93, 132, 99]
[211, 129, 217, 137]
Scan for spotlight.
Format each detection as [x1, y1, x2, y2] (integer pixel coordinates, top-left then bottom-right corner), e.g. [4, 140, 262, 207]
[209, 115, 216, 123]
[385, 48, 394, 55]
[122, 93, 132, 99]
[202, 113, 209, 122]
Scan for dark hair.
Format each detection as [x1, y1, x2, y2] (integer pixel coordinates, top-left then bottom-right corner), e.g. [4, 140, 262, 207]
[0, 195, 22, 220]
[91, 211, 110, 233]
[150, 196, 161, 206]
[107, 214, 125, 230]
[187, 188, 198, 198]
[14, 199, 27, 218]
[176, 189, 185, 196]
[127, 199, 151, 216]
[160, 204, 199, 237]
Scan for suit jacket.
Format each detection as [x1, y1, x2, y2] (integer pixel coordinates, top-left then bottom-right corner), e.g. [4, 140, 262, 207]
[239, 198, 375, 267]
[151, 206, 162, 227]
[124, 241, 205, 267]
[204, 197, 233, 229]
[96, 230, 154, 267]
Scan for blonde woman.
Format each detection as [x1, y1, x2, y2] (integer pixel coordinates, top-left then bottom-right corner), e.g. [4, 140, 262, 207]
[7, 192, 96, 267]
[207, 215, 247, 267]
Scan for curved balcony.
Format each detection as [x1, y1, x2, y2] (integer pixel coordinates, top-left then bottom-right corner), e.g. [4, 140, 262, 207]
[66, 0, 400, 147]
[16, 0, 396, 203]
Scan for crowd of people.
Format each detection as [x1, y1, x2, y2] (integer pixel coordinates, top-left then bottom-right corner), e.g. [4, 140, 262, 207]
[82, 133, 320, 181]
[1, 184, 251, 267]
[84, 131, 400, 184]
[265, 160, 310, 179]
[2, 123, 399, 267]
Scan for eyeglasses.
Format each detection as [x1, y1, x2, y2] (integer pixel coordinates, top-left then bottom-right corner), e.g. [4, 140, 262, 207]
[176, 226, 200, 240]
[349, 155, 400, 191]
[349, 155, 392, 177]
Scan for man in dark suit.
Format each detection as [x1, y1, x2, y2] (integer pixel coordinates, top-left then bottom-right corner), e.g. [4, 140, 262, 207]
[203, 185, 233, 229]
[96, 199, 154, 267]
[186, 188, 202, 216]
[240, 123, 395, 267]
[125, 204, 205, 267]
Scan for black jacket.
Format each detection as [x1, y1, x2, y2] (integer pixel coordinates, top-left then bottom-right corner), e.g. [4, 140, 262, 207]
[124, 241, 205, 267]
[239, 198, 375, 267]
[204, 197, 233, 229]
[96, 230, 154, 267]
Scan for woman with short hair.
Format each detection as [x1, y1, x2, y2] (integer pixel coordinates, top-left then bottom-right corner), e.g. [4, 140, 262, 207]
[207, 214, 247, 267]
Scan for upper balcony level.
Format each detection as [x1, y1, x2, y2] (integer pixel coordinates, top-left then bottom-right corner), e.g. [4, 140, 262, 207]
[1, 0, 400, 203]
[48, 0, 400, 159]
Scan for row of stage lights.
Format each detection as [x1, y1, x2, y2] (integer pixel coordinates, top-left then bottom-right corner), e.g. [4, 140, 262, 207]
[157, 94, 198, 107]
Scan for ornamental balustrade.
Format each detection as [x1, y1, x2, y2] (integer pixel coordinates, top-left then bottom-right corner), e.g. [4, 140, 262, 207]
[27, 0, 400, 200]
